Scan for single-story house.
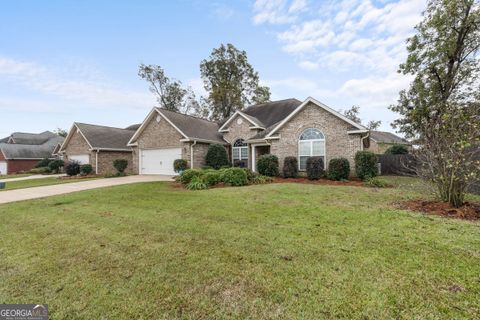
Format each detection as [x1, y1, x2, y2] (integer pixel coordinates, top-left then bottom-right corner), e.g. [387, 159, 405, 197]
[0, 131, 64, 175]
[59, 123, 139, 174]
[367, 131, 412, 154]
[127, 97, 370, 175]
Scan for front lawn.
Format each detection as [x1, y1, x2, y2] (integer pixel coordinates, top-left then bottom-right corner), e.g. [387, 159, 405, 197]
[0, 173, 32, 180]
[0, 179, 479, 318]
[0, 177, 100, 191]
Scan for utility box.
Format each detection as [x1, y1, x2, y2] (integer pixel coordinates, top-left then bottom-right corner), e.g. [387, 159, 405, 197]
[0, 182, 5, 189]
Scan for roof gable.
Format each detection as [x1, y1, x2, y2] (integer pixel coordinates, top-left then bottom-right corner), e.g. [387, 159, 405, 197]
[370, 131, 410, 145]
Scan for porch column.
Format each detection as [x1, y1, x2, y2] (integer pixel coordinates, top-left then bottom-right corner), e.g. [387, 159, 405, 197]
[251, 144, 256, 172]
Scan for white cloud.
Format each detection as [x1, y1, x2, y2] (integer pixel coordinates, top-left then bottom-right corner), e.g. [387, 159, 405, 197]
[0, 56, 154, 111]
[298, 60, 319, 70]
[252, 0, 308, 25]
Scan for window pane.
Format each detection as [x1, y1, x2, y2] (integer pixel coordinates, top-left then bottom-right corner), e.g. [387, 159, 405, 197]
[234, 139, 247, 147]
[298, 141, 311, 156]
[232, 148, 240, 160]
[299, 156, 308, 170]
[241, 147, 248, 159]
[312, 141, 325, 156]
[300, 128, 324, 140]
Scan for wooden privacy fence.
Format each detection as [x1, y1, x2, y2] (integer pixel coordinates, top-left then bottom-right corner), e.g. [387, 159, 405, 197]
[377, 154, 417, 176]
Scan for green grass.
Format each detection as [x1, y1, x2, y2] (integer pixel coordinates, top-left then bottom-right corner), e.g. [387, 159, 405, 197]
[0, 177, 99, 191]
[0, 173, 32, 180]
[0, 178, 479, 319]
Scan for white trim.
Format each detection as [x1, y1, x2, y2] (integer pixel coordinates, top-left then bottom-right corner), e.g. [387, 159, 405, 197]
[250, 143, 270, 172]
[266, 97, 367, 138]
[298, 128, 326, 171]
[90, 147, 132, 152]
[249, 126, 266, 130]
[59, 123, 93, 152]
[190, 141, 197, 169]
[347, 129, 369, 134]
[218, 110, 262, 132]
[95, 150, 99, 174]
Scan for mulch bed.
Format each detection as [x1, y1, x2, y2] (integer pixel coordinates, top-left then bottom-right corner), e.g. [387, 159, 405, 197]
[396, 200, 480, 221]
[272, 177, 367, 187]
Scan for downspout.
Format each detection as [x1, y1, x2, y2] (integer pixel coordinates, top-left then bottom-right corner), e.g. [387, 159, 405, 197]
[190, 140, 197, 169]
[95, 150, 99, 174]
[360, 132, 370, 151]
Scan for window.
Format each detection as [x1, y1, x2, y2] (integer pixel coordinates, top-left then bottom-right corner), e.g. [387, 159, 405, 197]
[298, 128, 325, 170]
[232, 139, 248, 166]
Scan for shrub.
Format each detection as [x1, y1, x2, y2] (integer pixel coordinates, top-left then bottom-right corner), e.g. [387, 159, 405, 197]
[48, 159, 64, 174]
[384, 144, 409, 155]
[283, 156, 298, 178]
[251, 175, 274, 184]
[80, 164, 93, 175]
[327, 158, 350, 181]
[205, 144, 229, 169]
[179, 169, 204, 185]
[186, 176, 208, 190]
[35, 158, 51, 168]
[222, 167, 248, 186]
[306, 157, 324, 180]
[173, 159, 188, 173]
[257, 155, 279, 177]
[113, 159, 128, 173]
[355, 151, 378, 180]
[364, 176, 388, 188]
[233, 159, 248, 168]
[30, 167, 51, 174]
[203, 170, 222, 186]
[243, 168, 257, 183]
[65, 161, 81, 176]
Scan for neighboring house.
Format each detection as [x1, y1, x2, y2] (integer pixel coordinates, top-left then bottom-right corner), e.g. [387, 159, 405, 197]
[367, 131, 412, 154]
[128, 97, 370, 175]
[0, 131, 64, 175]
[59, 123, 138, 174]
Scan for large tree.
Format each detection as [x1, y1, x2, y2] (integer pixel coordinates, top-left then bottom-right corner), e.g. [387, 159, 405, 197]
[200, 43, 271, 120]
[343, 105, 382, 129]
[138, 64, 196, 114]
[391, 0, 480, 207]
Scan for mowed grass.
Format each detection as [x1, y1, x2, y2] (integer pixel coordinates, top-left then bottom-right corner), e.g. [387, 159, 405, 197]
[0, 177, 99, 191]
[0, 173, 32, 180]
[0, 179, 479, 319]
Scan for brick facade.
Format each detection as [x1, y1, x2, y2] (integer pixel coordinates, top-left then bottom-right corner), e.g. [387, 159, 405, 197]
[222, 115, 261, 169]
[5, 160, 39, 174]
[63, 129, 95, 167]
[97, 151, 133, 174]
[269, 102, 363, 173]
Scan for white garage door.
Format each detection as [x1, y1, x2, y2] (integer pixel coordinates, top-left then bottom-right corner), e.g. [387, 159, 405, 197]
[69, 154, 90, 165]
[140, 148, 181, 175]
[0, 161, 7, 175]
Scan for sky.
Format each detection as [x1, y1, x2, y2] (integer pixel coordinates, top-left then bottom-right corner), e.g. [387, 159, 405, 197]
[0, 0, 426, 137]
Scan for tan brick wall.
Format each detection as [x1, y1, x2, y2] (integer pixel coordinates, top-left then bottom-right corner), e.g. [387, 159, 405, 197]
[269, 102, 363, 173]
[63, 129, 95, 167]
[97, 151, 133, 175]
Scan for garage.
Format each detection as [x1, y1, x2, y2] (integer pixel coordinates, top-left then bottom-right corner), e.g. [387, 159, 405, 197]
[140, 148, 181, 175]
[69, 154, 90, 165]
[0, 161, 7, 175]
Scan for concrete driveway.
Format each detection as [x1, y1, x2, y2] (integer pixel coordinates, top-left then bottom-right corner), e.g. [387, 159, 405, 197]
[0, 175, 173, 205]
[0, 174, 65, 182]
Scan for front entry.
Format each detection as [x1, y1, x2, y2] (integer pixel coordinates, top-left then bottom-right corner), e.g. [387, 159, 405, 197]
[251, 145, 271, 172]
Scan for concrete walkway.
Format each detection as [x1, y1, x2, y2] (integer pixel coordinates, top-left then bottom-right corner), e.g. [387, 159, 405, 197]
[0, 174, 65, 182]
[0, 175, 173, 205]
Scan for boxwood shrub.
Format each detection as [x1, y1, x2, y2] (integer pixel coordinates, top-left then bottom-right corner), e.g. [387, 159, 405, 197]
[174, 159, 188, 173]
[306, 157, 324, 180]
[203, 170, 222, 186]
[221, 167, 248, 186]
[283, 156, 298, 178]
[113, 159, 128, 173]
[80, 164, 93, 175]
[327, 158, 350, 181]
[257, 154, 279, 177]
[179, 169, 204, 185]
[205, 144, 229, 169]
[355, 151, 378, 180]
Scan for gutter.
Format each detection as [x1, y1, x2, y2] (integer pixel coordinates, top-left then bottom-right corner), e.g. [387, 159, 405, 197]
[361, 132, 370, 151]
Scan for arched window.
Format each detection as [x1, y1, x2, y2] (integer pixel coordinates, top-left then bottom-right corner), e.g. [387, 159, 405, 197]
[298, 128, 325, 170]
[232, 139, 248, 164]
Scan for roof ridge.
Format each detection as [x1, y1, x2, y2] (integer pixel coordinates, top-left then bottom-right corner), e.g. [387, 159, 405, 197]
[156, 108, 217, 124]
[75, 122, 132, 131]
[244, 98, 301, 110]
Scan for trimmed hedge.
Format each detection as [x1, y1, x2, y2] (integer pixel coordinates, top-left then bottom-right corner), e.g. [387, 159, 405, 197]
[174, 159, 188, 173]
[205, 144, 229, 169]
[80, 164, 93, 175]
[283, 156, 298, 178]
[355, 151, 378, 180]
[113, 159, 128, 173]
[179, 169, 204, 185]
[36, 158, 51, 168]
[306, 157, 324, 180]
[65, 161, 81, 176]
[257, 154, 279, 177]
[30, 167, 51, 174]
[222, 167, 248, 186]
[327, 158, 350, 181]
[48, 159, 64, 174]
[179, 168, 269, 189]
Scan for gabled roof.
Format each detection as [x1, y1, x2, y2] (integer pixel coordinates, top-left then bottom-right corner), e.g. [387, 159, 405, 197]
[242, 98, 302, 128]
[0, 135, 64, 159]
[60, 123, 136, 152]
[128, 108, 225, 145]
[370, 131, 410, 145]
[7, 131, 57, 145]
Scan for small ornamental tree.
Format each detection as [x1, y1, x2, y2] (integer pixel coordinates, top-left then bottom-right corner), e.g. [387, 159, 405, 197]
[384, 145, 409, 155]
[205, 144, 229, 169]
[257, 155, 279, 177]
[113, 159, 128, 174]
[283, 157, 298, 178]
[306, 157, 324, 180]
[355, 151, 378, 180]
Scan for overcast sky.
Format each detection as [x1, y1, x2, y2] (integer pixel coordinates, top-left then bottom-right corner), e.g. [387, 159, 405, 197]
[0, 0, 426, 137]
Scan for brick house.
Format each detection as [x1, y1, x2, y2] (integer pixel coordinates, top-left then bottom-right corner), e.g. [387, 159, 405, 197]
[60, 123, 139, 175]
[366, 131, 412, 154]
[0, 131, 64, 175]
[127, 97, 370, 175]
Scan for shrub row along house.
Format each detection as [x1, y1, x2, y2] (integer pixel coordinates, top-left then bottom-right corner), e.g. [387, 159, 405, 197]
[0, 131, 64, 175]
[59, 97, 410, 175]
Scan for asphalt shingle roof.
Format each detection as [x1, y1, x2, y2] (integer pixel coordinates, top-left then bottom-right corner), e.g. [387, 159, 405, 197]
[0, 135, 64, 159]
[8, 131, 57, 145]
[75, 123, 136, 150]
[157, 108, 225, 143]
[370, 131, 410, 145]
